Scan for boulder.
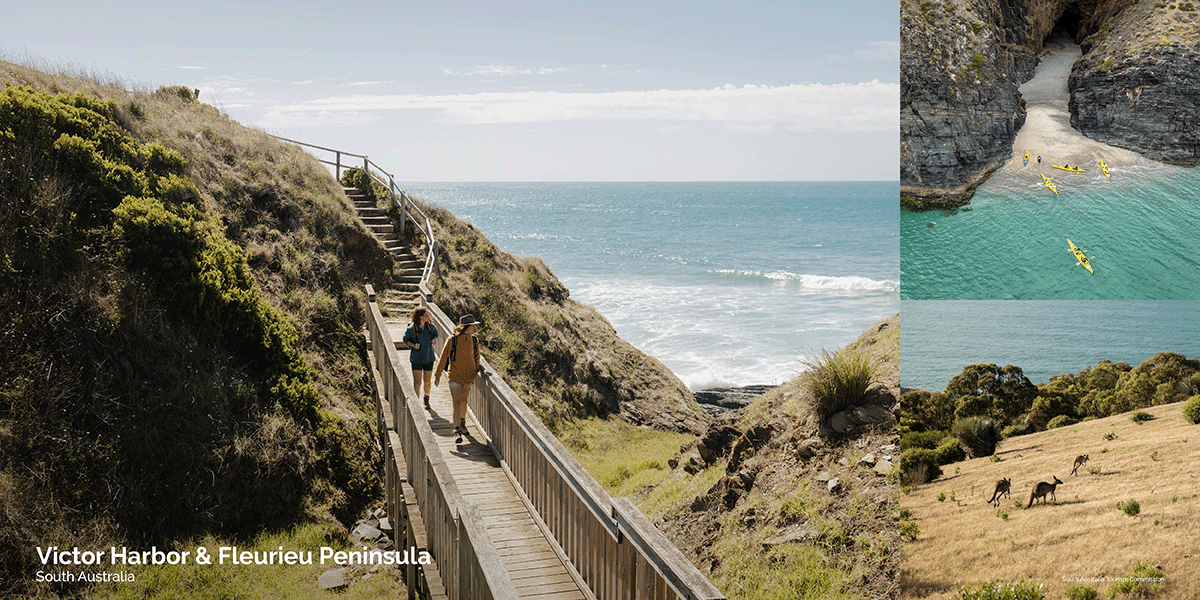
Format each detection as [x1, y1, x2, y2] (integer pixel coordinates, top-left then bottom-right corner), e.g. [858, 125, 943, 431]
[847, 404, 896, 428]
[762, 523, 818, 548]
[794, 437, 824, 460]
[873, 459, 894, 477]
[352, 523, 383, 543]
[318, 568, 347, 590]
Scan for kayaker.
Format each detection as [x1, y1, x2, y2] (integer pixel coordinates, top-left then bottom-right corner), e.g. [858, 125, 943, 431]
[1037, 155, 1042, 164]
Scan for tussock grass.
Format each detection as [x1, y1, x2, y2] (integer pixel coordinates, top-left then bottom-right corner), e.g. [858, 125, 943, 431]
[900, 401, 1199, 599]
[803, 346, 882, 419]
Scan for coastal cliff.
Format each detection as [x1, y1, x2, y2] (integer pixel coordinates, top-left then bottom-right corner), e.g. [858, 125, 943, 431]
[902, 0, 1200, 209]
[1070, 2, 1200, 164]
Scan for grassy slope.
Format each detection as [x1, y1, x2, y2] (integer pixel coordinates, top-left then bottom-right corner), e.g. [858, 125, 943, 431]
[2, 55, 711, 597]
[579, 315, 901, 600]
[900, 401, 1200, 599]
[0, 59, 396, 597]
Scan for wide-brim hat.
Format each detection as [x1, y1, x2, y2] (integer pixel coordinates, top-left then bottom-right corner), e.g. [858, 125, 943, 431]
[458, 315, 480, 326]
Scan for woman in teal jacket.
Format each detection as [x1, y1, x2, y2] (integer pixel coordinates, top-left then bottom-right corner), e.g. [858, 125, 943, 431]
[402, 307, 439, 409]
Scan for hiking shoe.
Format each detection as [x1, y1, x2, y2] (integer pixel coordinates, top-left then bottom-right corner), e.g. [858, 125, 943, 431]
[423, 396, 430, 409]
[455, 430, 463, 444]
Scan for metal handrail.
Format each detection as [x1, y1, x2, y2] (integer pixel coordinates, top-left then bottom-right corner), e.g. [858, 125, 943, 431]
[271, 135, 438, 298]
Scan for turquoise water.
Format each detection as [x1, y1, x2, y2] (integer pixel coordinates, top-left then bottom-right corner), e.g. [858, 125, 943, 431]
[401, 182, 900, 389]
[901, 163, 1200, 299]
[901, 300, 1200, 391]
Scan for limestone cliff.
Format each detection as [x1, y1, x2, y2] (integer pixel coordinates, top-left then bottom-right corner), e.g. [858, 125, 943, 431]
[902, 0, 1199, 209]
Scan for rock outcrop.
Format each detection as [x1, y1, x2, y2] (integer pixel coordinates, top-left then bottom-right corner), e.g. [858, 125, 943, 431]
[901, 0, 1037, 209]
[1070, 4, 1200, 164]
[902, 0, 1198, 208]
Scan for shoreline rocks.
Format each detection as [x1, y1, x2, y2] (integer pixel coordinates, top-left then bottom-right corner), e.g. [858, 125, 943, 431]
[692, 384, 778, 418]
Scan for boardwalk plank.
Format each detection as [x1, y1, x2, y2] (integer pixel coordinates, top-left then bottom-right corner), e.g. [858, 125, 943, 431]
[400, 379, 591, 599]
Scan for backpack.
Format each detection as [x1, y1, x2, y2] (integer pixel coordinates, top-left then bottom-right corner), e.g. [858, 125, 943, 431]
[445, 334, 478, 372]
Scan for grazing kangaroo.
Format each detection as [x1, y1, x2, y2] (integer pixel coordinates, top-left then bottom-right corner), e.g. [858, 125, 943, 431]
[1025, 476, 1063, 508]
[1071, 454, 1089, 476]
[987, 478, 1011, 507]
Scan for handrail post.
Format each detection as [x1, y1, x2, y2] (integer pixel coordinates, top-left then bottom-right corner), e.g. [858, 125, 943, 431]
[391, 175, 406, 238]
[335, 151, 342, 180]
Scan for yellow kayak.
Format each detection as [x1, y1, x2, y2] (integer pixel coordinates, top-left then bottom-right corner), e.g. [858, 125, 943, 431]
[1068, 238, 1094, 274]
[1052, 164, 1087, 173]
[1024, 150, 1029, 166]
[1041, 173, 1058, 195]
[1096, 158, 1111, 180]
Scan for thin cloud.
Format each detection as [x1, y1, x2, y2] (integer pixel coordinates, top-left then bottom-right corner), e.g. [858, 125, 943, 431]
[177, 65, 208, 70]
[442, 65, 571, 76]
[261, 82, 898, 132]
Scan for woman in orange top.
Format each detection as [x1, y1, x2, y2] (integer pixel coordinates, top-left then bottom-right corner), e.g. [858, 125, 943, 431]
[435, 315, 482, 443]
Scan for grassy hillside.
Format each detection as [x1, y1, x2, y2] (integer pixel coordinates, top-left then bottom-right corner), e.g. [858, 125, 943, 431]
[1, 55, 714, 598]
[0, 59, 393, 596]
[900, 401, 1200, 600]
[575, 315, 901, 600]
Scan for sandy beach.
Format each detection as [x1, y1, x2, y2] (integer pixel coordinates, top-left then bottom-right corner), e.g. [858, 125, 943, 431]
[1002, 35, 1141, 177]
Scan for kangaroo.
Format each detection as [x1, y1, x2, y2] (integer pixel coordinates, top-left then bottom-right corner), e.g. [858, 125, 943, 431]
[1071, 454, 1089, 476]
[1025, 476, 1063, 508]
[987, 477, 1011, 507]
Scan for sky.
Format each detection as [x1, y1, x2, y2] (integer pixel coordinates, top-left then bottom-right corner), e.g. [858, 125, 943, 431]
[2, 0, 898, 182]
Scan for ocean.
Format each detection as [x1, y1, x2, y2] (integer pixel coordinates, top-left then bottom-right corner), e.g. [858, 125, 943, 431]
[901, 300, 1200, 392]
[401, 182, 899, 390]
[901, 162, 1200, 300]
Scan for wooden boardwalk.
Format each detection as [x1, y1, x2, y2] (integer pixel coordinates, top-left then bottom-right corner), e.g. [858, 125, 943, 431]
[421, 381, 589, 599]
[325, 148, 728, 598]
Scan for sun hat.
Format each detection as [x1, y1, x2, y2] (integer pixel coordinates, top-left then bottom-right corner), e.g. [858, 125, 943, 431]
[458, 315, 480, 326]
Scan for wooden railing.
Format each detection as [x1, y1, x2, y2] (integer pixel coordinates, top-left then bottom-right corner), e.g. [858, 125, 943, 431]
[421, 298, 725, 600]
[366, 287, 519, 600]
[272, 136, 437, 297]
[304, 134, 725, 597]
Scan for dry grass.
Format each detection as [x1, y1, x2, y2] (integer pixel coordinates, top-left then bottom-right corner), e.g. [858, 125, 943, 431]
[900, 401, 1200, 599]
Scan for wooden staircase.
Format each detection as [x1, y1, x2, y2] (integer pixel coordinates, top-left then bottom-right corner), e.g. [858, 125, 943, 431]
[347, 186, 425, 319]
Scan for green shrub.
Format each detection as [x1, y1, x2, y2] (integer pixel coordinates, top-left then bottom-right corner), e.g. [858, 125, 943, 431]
[1064, 583, 1098, 600]
[901, 429, 948, 451]
[956, 578, 1045, 600]
[1182, 395, 1200, 424]
[1117, 499, 1141, 517]
[1001, 414, 1033, 438]
[934, 438, 967, 465]
[900, 521, 920, 541]
[952, 417, 1000, 458]
[1129, 410, 1155, 424]
[899, 448, 943, 485]
[1047, 414, 1079, 429]
[803, 346, 880, 420]
[1108, 561, 1165, 597]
